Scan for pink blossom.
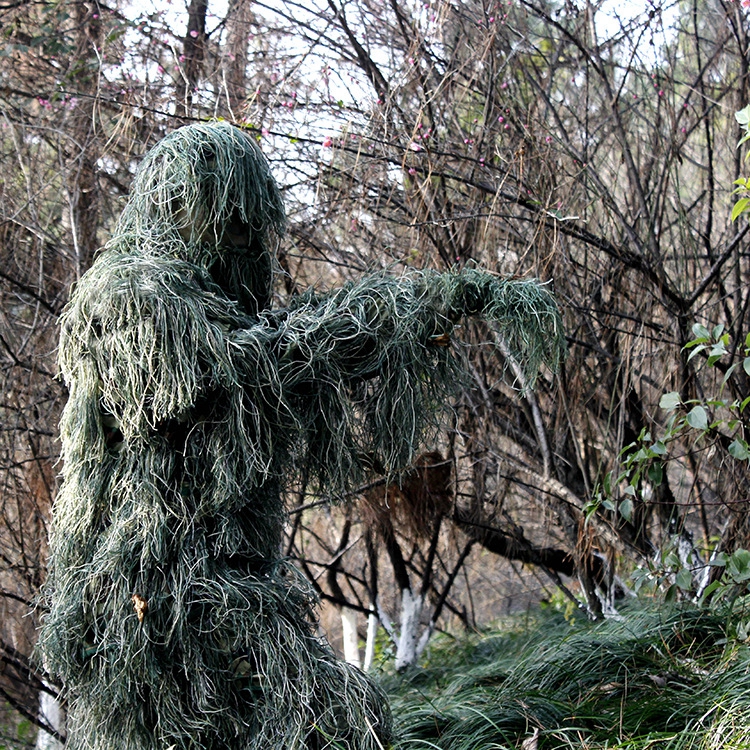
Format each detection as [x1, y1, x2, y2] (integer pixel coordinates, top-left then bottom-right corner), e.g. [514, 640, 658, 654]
[498, 116, 504, 122]
[261, 128, 269, 137]
[323, 136, 333, 147]
[409, 142, 422, 152]
[157, 65, 165, 73]
[743, 0, 750, 8]
[190, 29, 199, 38]
[179, 54, 185, 62]
[408, 167, 417, 175]
[545, 136, 552, 143]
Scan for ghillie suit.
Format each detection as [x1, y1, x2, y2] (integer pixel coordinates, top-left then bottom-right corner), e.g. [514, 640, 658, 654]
[38, 122, 565, 750]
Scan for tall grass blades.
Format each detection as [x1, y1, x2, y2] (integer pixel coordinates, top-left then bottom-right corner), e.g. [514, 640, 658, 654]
[389, 604, 750, 750]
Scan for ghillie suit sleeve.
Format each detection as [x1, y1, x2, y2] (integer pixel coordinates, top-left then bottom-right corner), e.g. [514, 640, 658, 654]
[37, 122, 564, 750]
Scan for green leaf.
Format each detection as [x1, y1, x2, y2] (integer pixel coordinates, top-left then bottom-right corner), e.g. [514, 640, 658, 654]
[583, 498, 600, 522]
[675, 569, 693, 591]
[684, 337, 707, 349]
[698, 579, 722, 606]
[732, 198, 750, 222]
[728, 438, 750, 461]
[686, 405, 708, 431]
[687, 344, 706, 361]
[736, 620, 750, 641]
[647, 462, 663, 486]
[709, 552, 728, 567]
[722, 363, 738, 385]
[650, 441, 667, 456]
[744, 356, 750, 376]
[728, 549, 750, 582]
[691, 323, 711, 340]
[659, 392, 681, 410]
[708, 342, 727, 360]
[736, 105, 750, 126]
[619, 496, 634, 522]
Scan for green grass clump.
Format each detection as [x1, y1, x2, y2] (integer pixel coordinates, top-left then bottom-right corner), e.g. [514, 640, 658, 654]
[385, 603, 750, 750]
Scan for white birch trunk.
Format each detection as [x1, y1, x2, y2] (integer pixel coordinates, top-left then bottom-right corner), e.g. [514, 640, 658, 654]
[394, 587, 424, 672]
[340, 607, 361, 668]
[35, 689, 64, 750]
[363, 610, 379, 672]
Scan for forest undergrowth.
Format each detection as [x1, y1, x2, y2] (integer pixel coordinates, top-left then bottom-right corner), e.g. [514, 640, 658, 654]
[384, 600, 750, 750]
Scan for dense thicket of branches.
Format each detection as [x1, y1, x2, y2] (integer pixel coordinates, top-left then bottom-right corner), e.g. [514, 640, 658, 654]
[1, 0, 749, 741]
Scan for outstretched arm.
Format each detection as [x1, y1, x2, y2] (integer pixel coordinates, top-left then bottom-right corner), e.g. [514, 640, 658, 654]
[261, 267, 563, 387]
[230, 267, 565, 489]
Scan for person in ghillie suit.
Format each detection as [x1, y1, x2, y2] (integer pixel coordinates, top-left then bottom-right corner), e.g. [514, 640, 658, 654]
[38, 122, 565, 749]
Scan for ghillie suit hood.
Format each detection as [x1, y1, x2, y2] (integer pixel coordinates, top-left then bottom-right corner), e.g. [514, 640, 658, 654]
[38, 122, 565, 750]
[115, 120, 285, 314]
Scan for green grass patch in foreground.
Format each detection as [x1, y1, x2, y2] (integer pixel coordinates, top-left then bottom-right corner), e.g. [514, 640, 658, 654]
[383, 603, 750, 750]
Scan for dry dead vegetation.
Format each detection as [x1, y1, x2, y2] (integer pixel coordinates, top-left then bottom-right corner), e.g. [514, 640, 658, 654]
[1, 0, 749, 742]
